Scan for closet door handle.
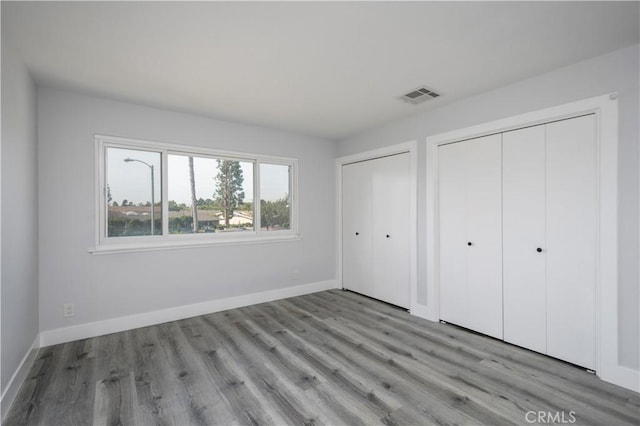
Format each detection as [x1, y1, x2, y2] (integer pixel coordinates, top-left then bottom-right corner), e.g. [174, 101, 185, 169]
[467, 242, 473, 246]
[536, 247, 543, 253]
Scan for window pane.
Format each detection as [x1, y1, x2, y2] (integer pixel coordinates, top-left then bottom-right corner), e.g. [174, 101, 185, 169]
[107, 147, 162, 237]
[168, 155, 254, 234]
[260, 163, 291, 231]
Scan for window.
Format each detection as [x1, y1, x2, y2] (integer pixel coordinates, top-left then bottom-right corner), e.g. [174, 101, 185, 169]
[167, 154, 254, 234]
[95, 135, 298, 252]
[106, 147, 162, 237]
[260, 163, 291, 231]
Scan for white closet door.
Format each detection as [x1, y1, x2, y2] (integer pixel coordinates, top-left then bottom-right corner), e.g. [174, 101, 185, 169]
[503, 125, 547, 354]
[439, 135, 503, 338]
[546, 115, 597, 369]
[465, 135, 503, 339]
[439, 141, 470, 329]
[342, 161, 374, 297]
[372, 153, 411, 308]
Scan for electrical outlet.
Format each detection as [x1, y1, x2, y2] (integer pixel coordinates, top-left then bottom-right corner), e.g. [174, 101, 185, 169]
[292, 269, 300, 280]
[63, 303, 75, 318]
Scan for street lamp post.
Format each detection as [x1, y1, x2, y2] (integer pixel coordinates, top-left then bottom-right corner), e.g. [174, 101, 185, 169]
[124, 158, 155, 235]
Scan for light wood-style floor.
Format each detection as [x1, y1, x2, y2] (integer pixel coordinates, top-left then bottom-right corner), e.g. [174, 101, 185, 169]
[5, 289, 640, 425]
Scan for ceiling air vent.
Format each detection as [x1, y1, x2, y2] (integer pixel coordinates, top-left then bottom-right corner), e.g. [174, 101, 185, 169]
[400, 86, 441, 104]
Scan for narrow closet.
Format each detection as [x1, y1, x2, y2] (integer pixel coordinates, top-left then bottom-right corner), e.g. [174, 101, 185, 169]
[342, 152, 411, 308]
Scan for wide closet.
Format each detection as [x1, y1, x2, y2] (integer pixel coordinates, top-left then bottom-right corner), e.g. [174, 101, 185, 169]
[342, 152, 411, 309]
[438, 114, 597, 370]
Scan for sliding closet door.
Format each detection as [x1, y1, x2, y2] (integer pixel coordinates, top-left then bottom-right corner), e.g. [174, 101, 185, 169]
[546, 115, 597, 369]
[372, 153, 411, 308]
[342, 160, 374, 297]
[439, 134, 503, 339]
[503, 125, 547, 354]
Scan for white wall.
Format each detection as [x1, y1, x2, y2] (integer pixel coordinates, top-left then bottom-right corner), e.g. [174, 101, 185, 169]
[338, 45, 640, 370]
[38, 88, 336, 333]
[1, 42, 39, 394]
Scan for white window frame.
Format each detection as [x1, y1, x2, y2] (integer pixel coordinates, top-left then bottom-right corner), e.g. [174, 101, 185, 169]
[92, 135, 299, 254]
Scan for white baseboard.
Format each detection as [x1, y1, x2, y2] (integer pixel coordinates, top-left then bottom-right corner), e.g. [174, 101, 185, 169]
[40, 280, 338, 347]
[1, 335, 40, 421]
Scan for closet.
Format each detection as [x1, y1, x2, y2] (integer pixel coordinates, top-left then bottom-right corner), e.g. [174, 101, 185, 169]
[438, 114, 597, 370]
[438, 134, 503, 339]
[342, 152, 410, 308]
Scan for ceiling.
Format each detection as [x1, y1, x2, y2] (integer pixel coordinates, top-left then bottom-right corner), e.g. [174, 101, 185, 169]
[3, 2, 639, 141]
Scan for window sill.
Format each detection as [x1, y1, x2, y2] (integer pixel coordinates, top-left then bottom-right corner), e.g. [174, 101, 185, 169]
[89, 234, 302, 255]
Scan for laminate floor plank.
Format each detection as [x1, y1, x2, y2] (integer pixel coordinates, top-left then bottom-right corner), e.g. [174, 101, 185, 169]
[300, 293, 489, 365]
[5, 290, 639, 426]
[327, 290, 640, 415]
[254, 300, 480, 425]
[229, 306, 373, 426]
[155, 321, 237, 425]
[240, 307, 403, 423]
[320, 290, 640, 424]
[179, 316, 281, 426]
[314, 306, 538, 421]
[32, 339, 98, 426]
[326, 289, 640, 409]
[91, 332, 139, 426]
[242, 307, 437, 425]
[93, 371, 137, 426]
[231, 318, 322, 391]
[304, 293, 631, 425]
[280, 298, 516, 425]
[317, 302, 616, 425]
[4, 345, 65, 426]
[128, 326, 192, 426]
[243, 304, 405, 411]
[200, 312, 325, 425]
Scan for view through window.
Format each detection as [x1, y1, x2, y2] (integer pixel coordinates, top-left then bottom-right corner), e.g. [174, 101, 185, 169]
[167, 155, 254, 234]
[107, 147, 162, 237]
[260, 163, 291, 231]
[100, 137, 296, 246]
